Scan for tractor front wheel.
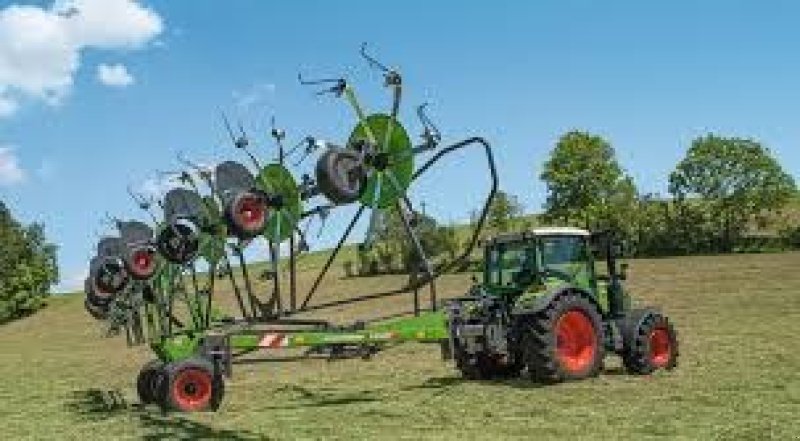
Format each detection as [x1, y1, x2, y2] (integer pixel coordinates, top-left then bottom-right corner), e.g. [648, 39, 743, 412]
[521, 292, 605, 382]
[163, 358, 224, 412]
[621, 308, 679, 374]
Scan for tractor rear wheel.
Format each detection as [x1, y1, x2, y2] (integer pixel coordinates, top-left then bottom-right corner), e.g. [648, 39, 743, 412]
[621, 308, 678, 374]
[521, 292, 605, 382]
[136, 360, 165, 405]
[163, 358, 224, 412]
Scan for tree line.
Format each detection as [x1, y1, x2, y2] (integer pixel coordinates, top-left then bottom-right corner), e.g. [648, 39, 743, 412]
[349, 131, 798, 277]
[540, 131, 797, 256]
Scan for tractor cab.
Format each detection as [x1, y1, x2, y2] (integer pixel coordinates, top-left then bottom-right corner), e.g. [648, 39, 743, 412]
[481, 227, 629, 317]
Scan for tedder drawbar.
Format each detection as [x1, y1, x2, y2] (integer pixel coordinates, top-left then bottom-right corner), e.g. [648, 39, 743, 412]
[83, 45, 679, 412]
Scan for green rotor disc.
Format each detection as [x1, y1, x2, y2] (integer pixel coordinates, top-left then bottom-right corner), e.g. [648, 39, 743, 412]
[348, 113, 414, 209]
[257, 163, 302, 243]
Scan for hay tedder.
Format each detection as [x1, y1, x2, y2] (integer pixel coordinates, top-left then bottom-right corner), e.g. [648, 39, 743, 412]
[83, 46, 678, 413]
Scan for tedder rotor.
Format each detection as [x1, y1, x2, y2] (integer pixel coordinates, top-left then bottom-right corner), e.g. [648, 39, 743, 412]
[82, 45, 677, 413]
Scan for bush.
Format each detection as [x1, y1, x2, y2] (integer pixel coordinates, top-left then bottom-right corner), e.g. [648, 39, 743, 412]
[780, 226, 800, 249]
[0, 202, 58, 324]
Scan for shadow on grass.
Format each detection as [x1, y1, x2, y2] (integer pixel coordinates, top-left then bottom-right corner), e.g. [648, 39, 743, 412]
[65, 389, 269, 441]
[406, 366, 633, 391]
[255, 384, 381, 411]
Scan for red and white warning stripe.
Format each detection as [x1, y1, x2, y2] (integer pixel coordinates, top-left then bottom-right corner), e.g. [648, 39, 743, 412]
[259, 333, 289, 348]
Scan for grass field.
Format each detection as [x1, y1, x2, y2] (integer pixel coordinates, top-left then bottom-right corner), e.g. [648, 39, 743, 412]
[1, 252, 799, 440]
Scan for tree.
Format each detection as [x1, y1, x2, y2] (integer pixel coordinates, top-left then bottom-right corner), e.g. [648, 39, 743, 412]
[486, 190, 524, 234]
[540, 131, 638, 233]
[0, 201, 59, 323]
[668, 135, 796, 252]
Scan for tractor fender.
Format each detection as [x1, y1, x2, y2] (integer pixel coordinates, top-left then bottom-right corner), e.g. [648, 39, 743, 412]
[511, 286, 603, 318]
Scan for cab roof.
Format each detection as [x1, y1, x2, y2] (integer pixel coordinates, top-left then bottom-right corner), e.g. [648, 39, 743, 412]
[531, 227, 591, 237]
[488, 227, 591, 245]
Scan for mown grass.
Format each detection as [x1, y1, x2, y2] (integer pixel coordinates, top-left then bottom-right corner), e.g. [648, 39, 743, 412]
[1, 253, 799, 440]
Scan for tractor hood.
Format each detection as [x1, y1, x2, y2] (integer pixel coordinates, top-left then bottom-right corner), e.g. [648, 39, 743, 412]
[511, 277, 574, 314]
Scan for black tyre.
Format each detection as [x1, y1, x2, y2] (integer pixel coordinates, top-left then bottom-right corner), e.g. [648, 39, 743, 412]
[620, 308, 679, 374]
[91, 257, 129, 295]
[163, 358, 224, 412]
[136, 360, 165, 405]
[83, 296, 109, 320]
[156, 220, 200, 264]
[315, 148, 365, 205]
[520, 292, 605, 383]
[84, 278, 111, 319]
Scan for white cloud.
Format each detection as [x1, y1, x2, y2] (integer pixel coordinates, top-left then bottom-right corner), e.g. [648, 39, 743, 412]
[139, 175, 174, 200]
[0, 0, 163, 117]
[0, 93, 18, 117]
[0, 146, 26, 185]
[96, 63, 134, 87]
[232, 82, 276, 109]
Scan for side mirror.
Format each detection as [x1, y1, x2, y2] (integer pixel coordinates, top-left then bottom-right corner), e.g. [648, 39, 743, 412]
[619, 263, 629, 280]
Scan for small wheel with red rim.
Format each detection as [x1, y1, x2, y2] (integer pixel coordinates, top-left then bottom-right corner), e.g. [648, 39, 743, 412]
[224, 191, 268, 239]
[164, 358, 224, 412]
[621, 308, 679, 374]
[125, 245, 158, 280]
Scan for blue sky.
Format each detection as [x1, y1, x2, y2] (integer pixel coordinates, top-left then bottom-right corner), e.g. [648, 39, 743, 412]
[1, 0, 799, 291]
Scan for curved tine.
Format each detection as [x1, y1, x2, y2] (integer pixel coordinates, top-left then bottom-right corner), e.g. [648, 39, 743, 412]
[176, 151, 206, 172]
[270, 116, 286, 143]
[286, 136, 312, 158]
[237, 120, 249, 143]
[126, 184, 149, 207]
[156, 169, 183, 182]
[220, 111, 238, 146]
[297, 72, 342, 86]
[417, 103, 441, 142]
[220, 111, 249, 151]
[360, 42, 390, 73]
[102, 212, 120, 229]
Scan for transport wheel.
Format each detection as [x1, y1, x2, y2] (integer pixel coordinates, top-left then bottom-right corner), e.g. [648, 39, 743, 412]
[164, 358, 224, 412]
[225, 191, 268, 239]
[315, 147, 365, 205]
[521, 292, 605, 382]
[136, 360, 165, 405]
[621, 308, 679, 374]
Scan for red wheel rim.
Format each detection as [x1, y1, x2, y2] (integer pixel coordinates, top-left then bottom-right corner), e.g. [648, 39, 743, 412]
[233, 194, 266, 232]
[172, 368, 212, 411]
[649, 327, 672, 367]
[555, 309, 597, 374]
[130, 248, 155, 278]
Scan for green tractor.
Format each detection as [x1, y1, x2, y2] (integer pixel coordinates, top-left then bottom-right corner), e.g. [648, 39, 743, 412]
[444, 227, 679, 381]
